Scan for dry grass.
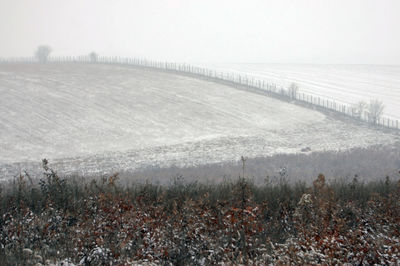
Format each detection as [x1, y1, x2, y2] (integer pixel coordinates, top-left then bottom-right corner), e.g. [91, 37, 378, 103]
[0, 160, 399, 265]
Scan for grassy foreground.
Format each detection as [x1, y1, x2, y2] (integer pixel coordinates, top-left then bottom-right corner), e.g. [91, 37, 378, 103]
[1, 160, 399, 265]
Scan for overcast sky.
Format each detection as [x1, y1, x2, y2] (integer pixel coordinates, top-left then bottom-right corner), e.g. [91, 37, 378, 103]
[1, 0, 399, 64]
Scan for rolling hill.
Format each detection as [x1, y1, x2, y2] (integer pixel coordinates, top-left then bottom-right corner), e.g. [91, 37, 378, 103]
[0, 63, 398, 179]
[195, 63, 400, 120]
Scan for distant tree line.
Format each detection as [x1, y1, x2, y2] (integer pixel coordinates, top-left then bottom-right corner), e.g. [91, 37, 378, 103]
[34, 45, 99, 64]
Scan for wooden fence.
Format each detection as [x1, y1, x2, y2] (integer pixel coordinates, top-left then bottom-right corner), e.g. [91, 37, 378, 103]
[1, 56, 398, 131]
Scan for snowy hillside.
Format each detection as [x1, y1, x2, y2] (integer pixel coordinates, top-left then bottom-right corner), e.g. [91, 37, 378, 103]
[0, 63, 398, 178]
[194, 63, 400, 120]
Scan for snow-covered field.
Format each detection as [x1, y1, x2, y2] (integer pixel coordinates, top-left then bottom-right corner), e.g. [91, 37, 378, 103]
[0, 63, 398, 179]
[194, 63, 400, 120]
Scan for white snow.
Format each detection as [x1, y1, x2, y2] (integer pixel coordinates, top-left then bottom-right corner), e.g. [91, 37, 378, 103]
[0, 63, 398, 178]
[193, 63, 400, 121]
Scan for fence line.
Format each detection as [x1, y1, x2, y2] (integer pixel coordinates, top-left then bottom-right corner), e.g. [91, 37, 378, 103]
[1, 56, 398, 131]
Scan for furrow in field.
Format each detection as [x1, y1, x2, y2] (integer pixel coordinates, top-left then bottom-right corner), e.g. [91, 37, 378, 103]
[0, 63, 398, 179]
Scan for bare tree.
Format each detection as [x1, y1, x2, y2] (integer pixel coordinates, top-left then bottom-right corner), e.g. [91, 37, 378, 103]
[351, 101, 367, 119]
[89, 52, 98, 63]
[35, 45, 52, 62]
[367, 99, 385, 125]
[288, 82, 299, 100]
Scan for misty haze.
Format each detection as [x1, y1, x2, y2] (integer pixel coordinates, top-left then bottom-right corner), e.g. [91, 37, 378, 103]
[1, 1, 399, 265]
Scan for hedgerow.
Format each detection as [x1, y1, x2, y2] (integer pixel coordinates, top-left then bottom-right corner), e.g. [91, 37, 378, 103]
[0, 160, 399, 265]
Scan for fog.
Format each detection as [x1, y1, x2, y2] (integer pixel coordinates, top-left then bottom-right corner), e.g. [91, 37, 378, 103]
[1, 0, 399, 64]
